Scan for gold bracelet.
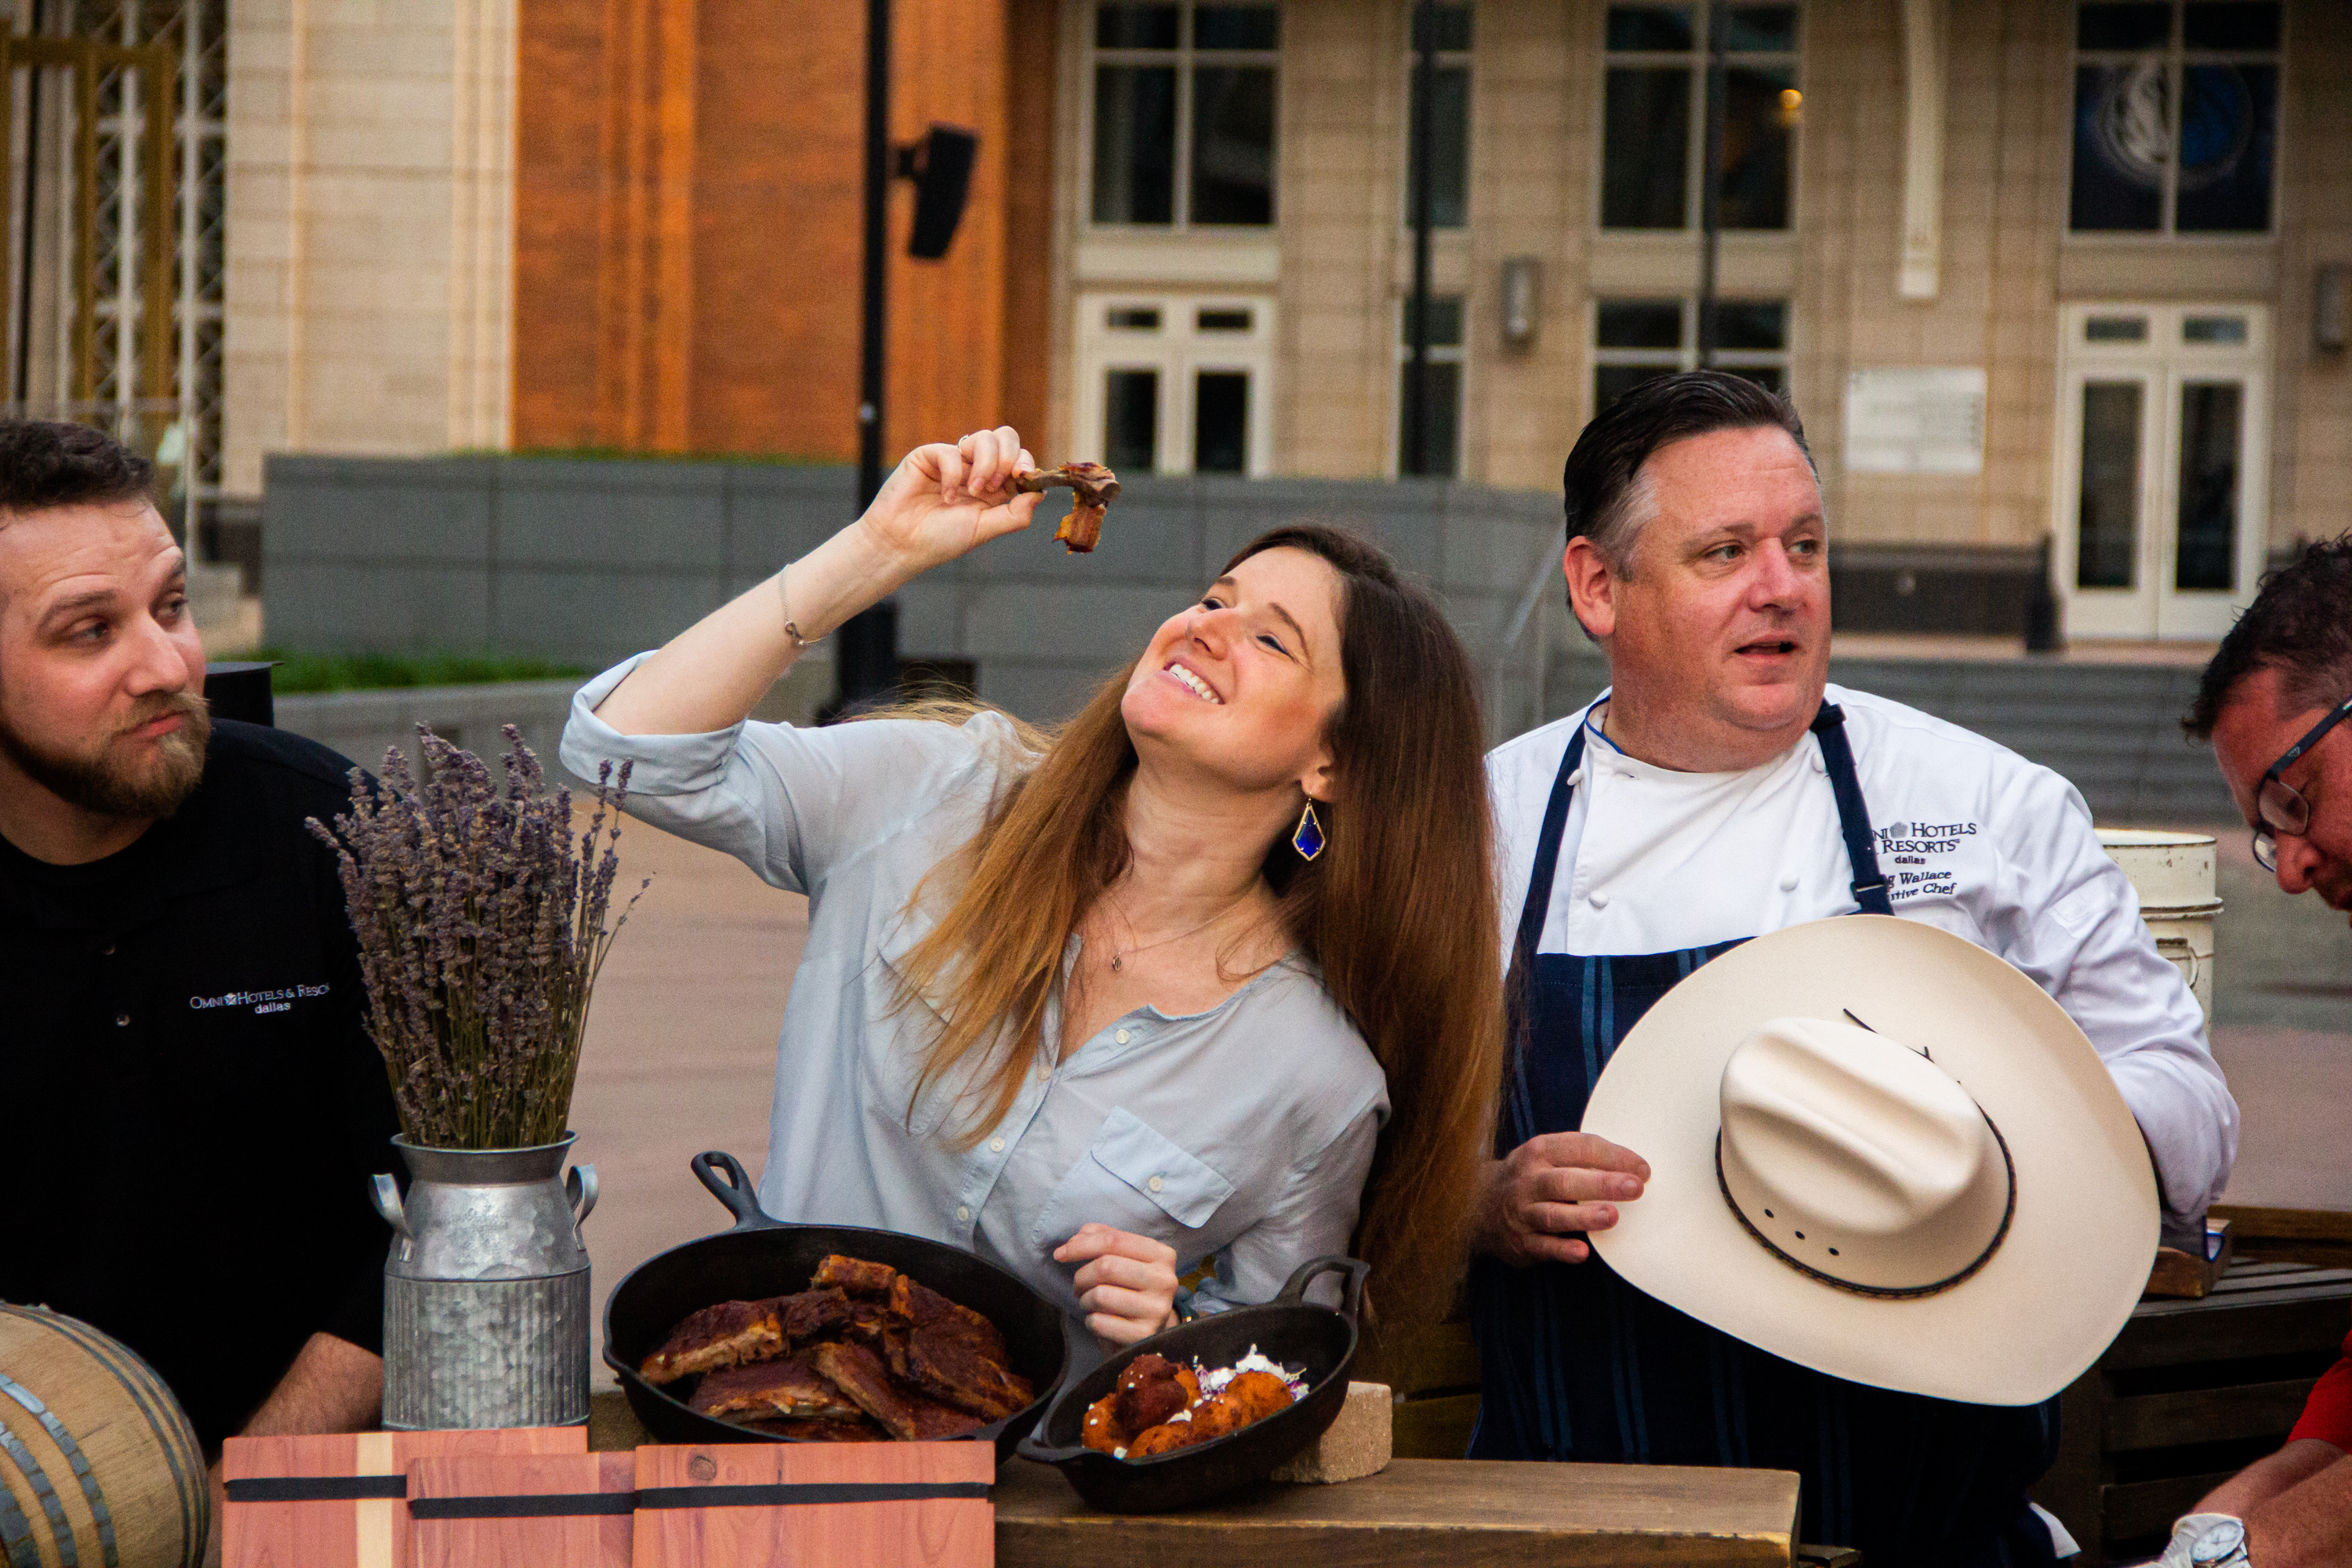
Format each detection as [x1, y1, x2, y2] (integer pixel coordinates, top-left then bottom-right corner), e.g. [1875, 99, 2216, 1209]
[778, 565, 823, 649]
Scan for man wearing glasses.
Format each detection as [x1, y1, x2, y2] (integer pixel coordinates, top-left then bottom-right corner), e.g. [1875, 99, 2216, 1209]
[2158, 532, 2352, 1568]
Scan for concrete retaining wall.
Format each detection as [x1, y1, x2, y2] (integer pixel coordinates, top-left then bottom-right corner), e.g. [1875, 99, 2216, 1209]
[260, 452, 2233, 823]
[274, 681, 582, 781]
[261, 455, 1562, 728]
[272, 661, 837, 782]
[1537, 644, 2235, 826]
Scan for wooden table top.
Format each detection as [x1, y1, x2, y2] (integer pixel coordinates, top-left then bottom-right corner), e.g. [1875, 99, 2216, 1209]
[588, 1393, 1798, 1565]
[994, 1456, 1800, 1566]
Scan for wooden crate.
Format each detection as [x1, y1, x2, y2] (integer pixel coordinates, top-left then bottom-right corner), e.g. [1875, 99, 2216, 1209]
[222, 1428, 588, 1568]
[2212, 1204, 2352, 1271]
[630, 1439, 993, 1568]
[2032, 1260, 2352, 1566]
[408, 1452, 634, 1568]
[1355, 1318, 1482, 1460]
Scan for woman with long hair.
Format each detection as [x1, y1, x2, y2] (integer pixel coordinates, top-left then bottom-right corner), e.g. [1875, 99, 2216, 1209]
[562, 426, 1503, 1356]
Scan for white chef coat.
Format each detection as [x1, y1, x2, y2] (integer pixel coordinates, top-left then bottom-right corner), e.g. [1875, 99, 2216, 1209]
[1487, 682, 2238, 1236]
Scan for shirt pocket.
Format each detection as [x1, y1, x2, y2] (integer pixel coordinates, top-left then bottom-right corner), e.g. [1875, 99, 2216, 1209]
[863, 900, 960, 1139]
[1028, 1107, 1238, 1252]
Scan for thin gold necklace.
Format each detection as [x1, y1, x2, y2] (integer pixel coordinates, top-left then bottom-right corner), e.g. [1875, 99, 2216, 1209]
[1103, 895, 1253, 972]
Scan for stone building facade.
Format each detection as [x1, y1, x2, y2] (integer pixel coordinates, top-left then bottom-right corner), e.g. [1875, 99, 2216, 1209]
[205, 0, 2350, 641]
[1041, 0, 2348, 641]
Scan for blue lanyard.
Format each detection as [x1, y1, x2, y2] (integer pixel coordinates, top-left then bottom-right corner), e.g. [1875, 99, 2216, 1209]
[1508, 702, 1893, 987]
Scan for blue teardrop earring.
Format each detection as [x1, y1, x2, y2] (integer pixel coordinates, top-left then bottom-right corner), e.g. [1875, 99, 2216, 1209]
[1292, 800, 1327, 861]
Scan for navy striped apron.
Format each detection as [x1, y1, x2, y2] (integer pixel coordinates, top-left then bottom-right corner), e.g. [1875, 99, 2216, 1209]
[1468, 704, 2064, 1567]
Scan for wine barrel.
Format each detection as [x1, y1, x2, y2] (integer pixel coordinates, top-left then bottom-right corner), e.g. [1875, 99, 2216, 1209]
[0, 1304, 209, 1568]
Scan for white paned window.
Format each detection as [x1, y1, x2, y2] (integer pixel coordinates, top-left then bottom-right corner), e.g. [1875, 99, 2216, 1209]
[1599, 3, 1799, 231]
[2068, 1, 2281, 234]
[1091, 4, 1279, 228]
[1592, 296, 1788, 415]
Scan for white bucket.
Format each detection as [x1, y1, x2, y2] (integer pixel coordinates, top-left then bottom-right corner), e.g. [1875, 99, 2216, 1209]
[2096, 829, 2221, 1016]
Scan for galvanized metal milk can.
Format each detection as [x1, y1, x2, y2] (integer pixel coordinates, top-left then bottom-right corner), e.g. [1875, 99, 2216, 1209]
[2096, 829, 2223, 1015]
[371, 1134, 597, 1428]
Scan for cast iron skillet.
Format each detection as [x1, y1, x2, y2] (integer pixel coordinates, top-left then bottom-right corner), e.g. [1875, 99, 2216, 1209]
[601, 1151, 1070, 1461]
[1016, 1254, 1367, 1513]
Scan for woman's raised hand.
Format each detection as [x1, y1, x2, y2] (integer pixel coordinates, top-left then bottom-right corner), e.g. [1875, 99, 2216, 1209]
[859, 426, 1045, 573]
[588, 426, 1044, 737]
[1054, 1223, 1181, 1347]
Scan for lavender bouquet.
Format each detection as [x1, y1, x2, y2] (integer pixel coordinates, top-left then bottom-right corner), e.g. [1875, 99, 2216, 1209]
[309, 725, 645, 1150]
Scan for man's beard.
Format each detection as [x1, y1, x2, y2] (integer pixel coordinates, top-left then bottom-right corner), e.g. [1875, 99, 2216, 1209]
[0, 690, 212, 822]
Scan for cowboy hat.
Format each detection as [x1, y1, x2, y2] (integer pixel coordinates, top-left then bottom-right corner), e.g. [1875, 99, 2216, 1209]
[1584, 914, 2158, 1406]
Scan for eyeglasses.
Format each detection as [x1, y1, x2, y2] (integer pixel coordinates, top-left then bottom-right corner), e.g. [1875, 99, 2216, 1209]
[2251, 691, 2352, 872]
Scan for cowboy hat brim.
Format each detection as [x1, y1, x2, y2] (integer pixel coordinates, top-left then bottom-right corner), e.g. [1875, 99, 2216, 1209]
[1584, 915, 2158, 1406]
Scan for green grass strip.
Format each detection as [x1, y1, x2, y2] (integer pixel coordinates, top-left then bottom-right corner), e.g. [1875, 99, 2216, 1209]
[251, 648, 590, 695]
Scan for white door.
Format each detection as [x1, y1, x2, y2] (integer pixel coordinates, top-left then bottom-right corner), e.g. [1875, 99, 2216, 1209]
[1073, 296, 1276, 477]
[2053, 304, 2270, 640]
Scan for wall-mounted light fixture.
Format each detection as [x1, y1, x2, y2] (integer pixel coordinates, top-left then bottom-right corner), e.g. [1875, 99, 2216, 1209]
[2317, 264, 2350, 354]
[1501, 257, 1541, 350]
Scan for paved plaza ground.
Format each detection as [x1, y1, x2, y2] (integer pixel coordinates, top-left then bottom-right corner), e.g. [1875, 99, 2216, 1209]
[565, 804, 2351, 1383]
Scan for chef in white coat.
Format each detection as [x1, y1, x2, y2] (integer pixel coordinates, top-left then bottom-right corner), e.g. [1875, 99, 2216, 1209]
[1467, 370, 2237, 1567]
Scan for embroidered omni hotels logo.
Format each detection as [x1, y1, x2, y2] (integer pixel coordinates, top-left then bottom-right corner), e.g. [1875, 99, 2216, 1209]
[1875, 821, 1979, 855]
[1874, 819, 1980, 899]
[190, 983, 330, 1015]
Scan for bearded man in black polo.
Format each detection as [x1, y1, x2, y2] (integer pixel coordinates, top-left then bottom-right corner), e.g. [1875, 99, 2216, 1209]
[0, 421, 397, 1481]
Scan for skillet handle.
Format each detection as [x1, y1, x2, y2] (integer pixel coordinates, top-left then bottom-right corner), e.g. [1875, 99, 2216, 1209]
[1015, 1427, 1087, 1466]
[691, 1151, 782, 1232]
[1272, 1255, 1370, 1323]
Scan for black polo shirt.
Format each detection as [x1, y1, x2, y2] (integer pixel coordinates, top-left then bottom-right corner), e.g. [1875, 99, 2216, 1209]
[0, 720, 400, 1455]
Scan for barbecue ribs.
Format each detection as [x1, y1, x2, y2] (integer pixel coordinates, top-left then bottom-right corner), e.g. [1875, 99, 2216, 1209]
[812, 1254, 900, 1298]
[738, 1415, 887, 1443]
[638, 1297, 784, 1385]
[886, 1276, 1035, 1419]
[776, 1287, 852, 1347]
[686, 1353, 865, 1422]
[1012, 463, 1121, 554]
[643, 1252, 1035, 1441]
[811, 1341, 989, 1441]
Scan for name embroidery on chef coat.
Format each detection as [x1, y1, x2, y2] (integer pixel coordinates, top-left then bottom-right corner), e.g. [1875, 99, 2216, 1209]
[1873, 819, 1980, 903]
[188, 983, 332, 1015]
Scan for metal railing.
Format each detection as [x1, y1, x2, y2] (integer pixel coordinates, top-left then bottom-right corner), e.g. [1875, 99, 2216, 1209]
[1484, 536, 1564, 742]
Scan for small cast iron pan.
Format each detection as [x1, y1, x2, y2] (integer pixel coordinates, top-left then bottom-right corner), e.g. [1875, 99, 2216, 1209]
[1015, 1254, 1367, 1513]
[601, 1151, 1070, 1461]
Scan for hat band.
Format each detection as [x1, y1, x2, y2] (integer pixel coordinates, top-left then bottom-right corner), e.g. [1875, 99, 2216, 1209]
[1712, 1114, 2019, 1301]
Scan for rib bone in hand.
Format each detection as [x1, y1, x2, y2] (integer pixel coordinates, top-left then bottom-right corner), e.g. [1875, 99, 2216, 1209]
[1012, 463, 1122, 554]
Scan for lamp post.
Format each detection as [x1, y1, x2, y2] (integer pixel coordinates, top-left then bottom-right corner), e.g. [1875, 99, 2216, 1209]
[1696, 0, 1727, 367]
[829, 1, 978, 720]
[830, 0, 901, 718]
[1403, 0, 1439, 476]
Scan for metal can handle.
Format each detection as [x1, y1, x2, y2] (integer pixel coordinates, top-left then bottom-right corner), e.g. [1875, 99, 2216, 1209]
[370, 1173, 409, 1238]
[567, 1163, 599, 1228]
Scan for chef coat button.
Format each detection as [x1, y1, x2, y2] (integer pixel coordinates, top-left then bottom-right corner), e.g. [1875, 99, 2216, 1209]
[1810, 753, 1827, 774]
[1588, 890, 1610, 909]
[989, 1136, 1006, 1153]
[1114, 1028, 1131, 1045]
[1148, 1176, 1165, 1193]
[956, 1205, 971, 1223]
[1780, 874, 1799, 891]
[114, 1012, 131, 1027]
[1566, 768, 1584, 787]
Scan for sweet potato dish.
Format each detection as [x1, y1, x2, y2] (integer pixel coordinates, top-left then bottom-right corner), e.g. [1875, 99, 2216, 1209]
[638, 1254, 1036, 1441]
[1080, 1348, 1306, 1461]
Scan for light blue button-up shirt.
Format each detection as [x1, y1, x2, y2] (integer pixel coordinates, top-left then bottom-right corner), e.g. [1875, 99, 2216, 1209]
[562, 657, 1388, 1366]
